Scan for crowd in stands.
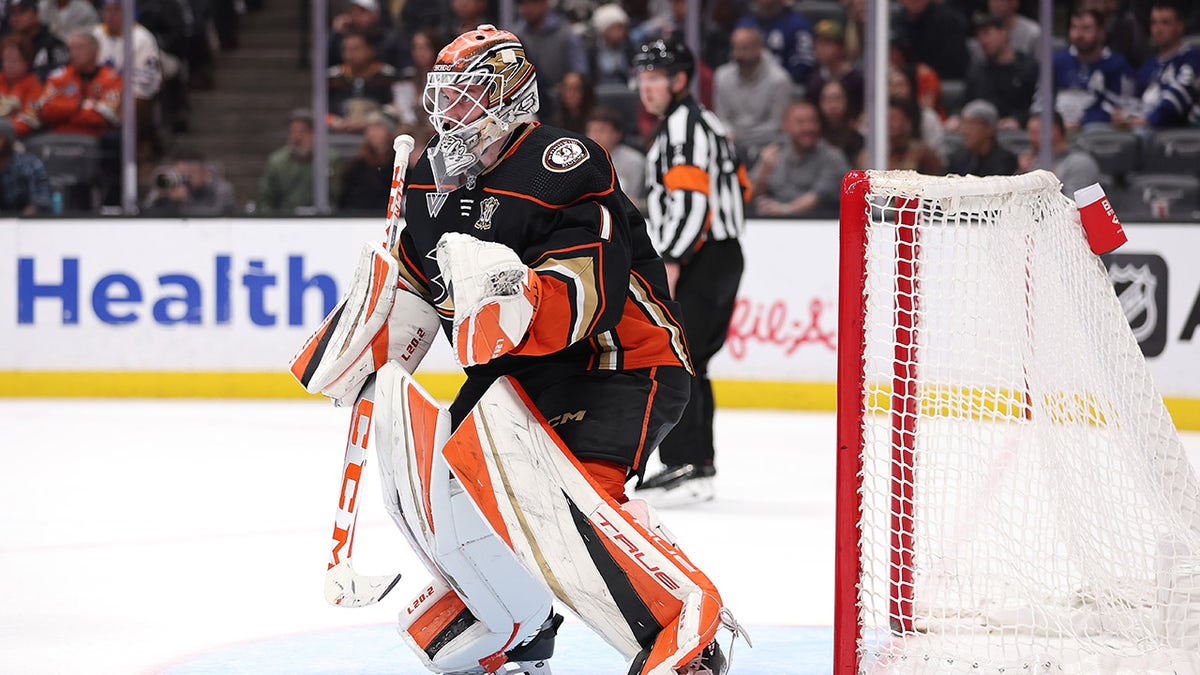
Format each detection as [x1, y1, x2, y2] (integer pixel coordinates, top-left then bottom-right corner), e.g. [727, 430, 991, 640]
[4, 0, 1200, 219]
[275, 0, 1200, 220]
[0, 0, 253, 214]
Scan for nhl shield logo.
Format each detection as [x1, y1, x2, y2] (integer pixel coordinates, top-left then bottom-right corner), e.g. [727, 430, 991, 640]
[543, 138, 589, 172]
[1110, 263, 1159, 342]
[1105, 253, 1169, 358]
[475, 196, 499, 230]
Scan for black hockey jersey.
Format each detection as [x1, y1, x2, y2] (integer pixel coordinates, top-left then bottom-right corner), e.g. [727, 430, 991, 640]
[394, 123, 693, 391]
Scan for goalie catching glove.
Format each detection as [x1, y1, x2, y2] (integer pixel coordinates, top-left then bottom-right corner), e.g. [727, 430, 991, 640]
[435, 232, 541, 367]
[290, 241, 439, 405]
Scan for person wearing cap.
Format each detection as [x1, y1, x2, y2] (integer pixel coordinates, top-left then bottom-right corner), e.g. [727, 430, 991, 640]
[962, 11, 1038, 129]
[734, 0, 814, 84]
[3, 0, 68, 81]
[0, 118, 50, 214]
[804, 18, 863, 122]
[587, 3, 634, 86]
[256, 108, 341, 213]
[947, 99, 1019, 177]
[635, 36, 749, 504]
[328, 0, 409, 72]
[713, 25, 791, 163]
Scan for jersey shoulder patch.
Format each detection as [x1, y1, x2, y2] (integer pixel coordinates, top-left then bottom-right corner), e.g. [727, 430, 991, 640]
[542, 137, 590, 173]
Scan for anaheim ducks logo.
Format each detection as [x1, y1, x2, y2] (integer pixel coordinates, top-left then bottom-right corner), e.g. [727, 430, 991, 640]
[543, 138, 589, 173]
[479, 46, 534, 106]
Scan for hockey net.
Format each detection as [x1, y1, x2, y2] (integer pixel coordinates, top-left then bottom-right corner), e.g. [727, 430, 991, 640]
[835, 170, 1200, 674]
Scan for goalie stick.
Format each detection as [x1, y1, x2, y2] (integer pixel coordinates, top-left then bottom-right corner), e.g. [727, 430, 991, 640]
[324, 135, 414, 607]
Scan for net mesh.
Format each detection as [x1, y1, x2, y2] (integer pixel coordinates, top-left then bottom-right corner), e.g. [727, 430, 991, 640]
[850, 171, 1200, 673]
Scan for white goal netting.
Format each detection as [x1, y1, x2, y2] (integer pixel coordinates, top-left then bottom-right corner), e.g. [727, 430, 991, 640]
[844, 171, 1200, 674]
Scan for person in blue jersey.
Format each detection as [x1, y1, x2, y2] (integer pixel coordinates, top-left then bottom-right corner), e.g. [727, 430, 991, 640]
[1050, 8, 1135, 131]
[734, 0, 815, 85]
[1115, 0, 1200, 130]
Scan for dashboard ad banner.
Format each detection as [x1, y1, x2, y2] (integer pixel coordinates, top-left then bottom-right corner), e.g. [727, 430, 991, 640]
[2, 219, 1197, 400]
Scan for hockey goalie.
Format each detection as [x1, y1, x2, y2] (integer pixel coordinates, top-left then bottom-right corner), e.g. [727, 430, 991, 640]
[289, 24, 745, 675]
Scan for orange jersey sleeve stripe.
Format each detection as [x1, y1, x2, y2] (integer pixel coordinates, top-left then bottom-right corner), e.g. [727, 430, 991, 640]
[663, 165, 710, 195]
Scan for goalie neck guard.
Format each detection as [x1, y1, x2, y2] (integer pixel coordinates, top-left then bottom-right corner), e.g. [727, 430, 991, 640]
[423, 25, 539, 194]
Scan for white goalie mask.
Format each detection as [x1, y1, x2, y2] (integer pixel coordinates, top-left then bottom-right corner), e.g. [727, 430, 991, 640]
[423, 25, 539, 193]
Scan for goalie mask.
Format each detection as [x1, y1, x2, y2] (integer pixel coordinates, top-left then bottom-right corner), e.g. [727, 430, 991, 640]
[424, 25, 539, 193]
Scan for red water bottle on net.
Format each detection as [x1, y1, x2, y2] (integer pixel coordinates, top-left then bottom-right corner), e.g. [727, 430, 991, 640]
[1074, 183, 1127, 255]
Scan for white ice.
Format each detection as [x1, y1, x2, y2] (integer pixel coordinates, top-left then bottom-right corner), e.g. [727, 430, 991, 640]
[0, 399, 1196, 674]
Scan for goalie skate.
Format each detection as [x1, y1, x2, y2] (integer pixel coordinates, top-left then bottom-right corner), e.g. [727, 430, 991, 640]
[637, 464, 716, 507]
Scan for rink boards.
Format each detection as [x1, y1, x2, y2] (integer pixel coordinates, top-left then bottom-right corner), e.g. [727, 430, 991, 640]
[2, 217, 1198, 428]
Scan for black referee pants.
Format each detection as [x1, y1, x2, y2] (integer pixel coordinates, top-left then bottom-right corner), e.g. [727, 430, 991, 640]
[657, 238, 744, 468]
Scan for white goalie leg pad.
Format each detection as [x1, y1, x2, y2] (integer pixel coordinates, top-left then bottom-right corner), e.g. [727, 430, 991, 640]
[290, 241, 439, 405]
[440, 376, 730, 675]
[374, 363, 552, 673]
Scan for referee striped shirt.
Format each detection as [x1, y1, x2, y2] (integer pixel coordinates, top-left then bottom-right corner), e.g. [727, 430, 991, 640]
[645, 95, 749, 263]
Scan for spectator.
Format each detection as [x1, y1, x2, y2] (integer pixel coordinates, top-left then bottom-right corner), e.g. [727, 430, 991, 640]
[898, 0, 970, 80]
[14, 30, 120, 137]
[961, 12, 1038, 129]
[511, 0, 589, 121]
[1045, 8, 1134, 132]
[93, 0, 163, 161]
[38, 0, 97, 42]
[947, 99, 1018, 177]
[887, 64, 945, 160]
[444, 0, 492, 38]
[750, 99, 849, 217]
[142, 150, 236, 216]
[887, 97, 943, 174]
[1018, 112, 1102, 198]
[337, 111, 394, 214]
[734, 0, 814, 84]
[804, 19, 863, 121]
[1082, 0, 1151, 69]
[816, 79, 863, 167]
[584, 105, 645, 207]
[968, 0, 1041, 66]
[327, 28, 399, 134]
[394, 27, 444, 128]
[0, 35, 43, 120]
[3, 0, 68, 81]
[1117, 1, 1200, 130]
[0, 117, 50, 214]
[588, 3, 634, 87]
[257, 108, 341, 214]
[550, 70, 595, 133]
[329, 0, 409, 72]
[714, 25, 791, 162]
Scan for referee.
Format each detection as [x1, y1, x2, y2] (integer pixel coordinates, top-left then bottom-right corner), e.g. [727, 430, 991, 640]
[634, 36, 749, 503]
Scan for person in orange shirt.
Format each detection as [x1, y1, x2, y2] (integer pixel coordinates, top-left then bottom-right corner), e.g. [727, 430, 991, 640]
[14, 30, 120, 137]
[0, 36, 43, 122]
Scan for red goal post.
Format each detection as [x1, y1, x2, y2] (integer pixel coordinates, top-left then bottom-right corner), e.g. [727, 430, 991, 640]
[834, 170, 1200, 674]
